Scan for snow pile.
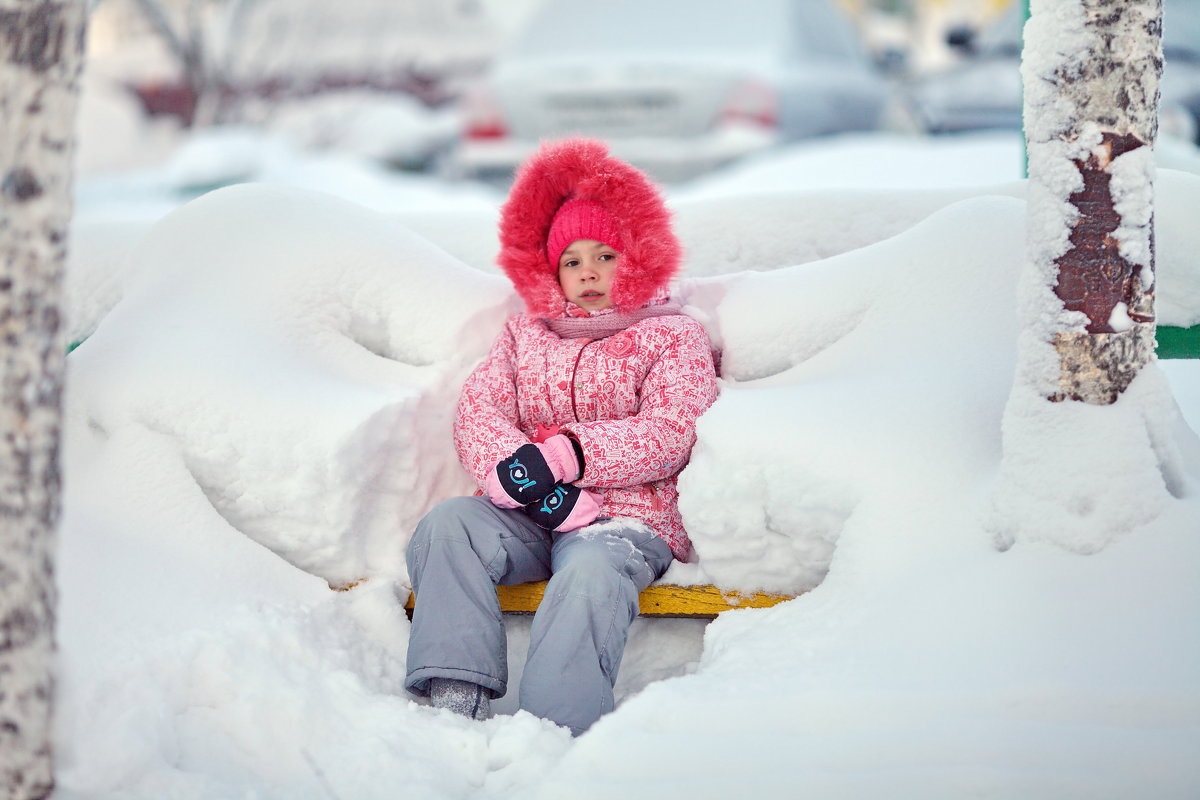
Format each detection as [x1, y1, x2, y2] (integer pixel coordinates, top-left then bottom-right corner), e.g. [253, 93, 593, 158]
[65, 168, 1200, 594]
[68, 184, 515, 588]
[67, 183, 1036, 597]
[671, 182, 1025, 278]
[987, 364, 1198, 552]
[58, 132, 1200, 797]
[534, 493, 1200, 799]
[65, 142, 503, 343]
[65, 217, 159, 347]
[680, 196, 1027, 593]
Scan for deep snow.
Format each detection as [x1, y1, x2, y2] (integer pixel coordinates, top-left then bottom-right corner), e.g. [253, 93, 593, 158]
[54, 123, 1200, 798]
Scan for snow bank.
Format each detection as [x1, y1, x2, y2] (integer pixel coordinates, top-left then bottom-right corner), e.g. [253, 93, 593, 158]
[56, 461, 573, 800]
[987, 363, 1200, 552]
[66, 145, 503, 344]
[533, 498, 1200, 799]
[65, 216, 159, 346]
[58, 136, 1200, 797]
[57, 423, 479, 798]
[680, 195, 1027, 593]
[671, 182, 1025, 278]
[66, 165, 1200, 593]
[68, 183, 515, 588]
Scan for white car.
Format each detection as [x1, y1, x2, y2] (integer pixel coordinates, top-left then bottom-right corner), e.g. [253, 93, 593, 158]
[454, 0, 890, 182]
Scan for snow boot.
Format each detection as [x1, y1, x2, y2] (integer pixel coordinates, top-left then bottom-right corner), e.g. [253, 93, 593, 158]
[429, 678, 490, 721]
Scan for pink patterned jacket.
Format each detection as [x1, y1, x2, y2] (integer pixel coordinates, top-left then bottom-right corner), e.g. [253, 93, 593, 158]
[453, 312, 719, 561]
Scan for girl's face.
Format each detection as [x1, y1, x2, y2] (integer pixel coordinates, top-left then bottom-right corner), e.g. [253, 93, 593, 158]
[557, 239, 619, 310]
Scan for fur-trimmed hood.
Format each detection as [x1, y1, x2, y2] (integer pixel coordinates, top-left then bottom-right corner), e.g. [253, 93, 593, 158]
[497, 138, 682, 317]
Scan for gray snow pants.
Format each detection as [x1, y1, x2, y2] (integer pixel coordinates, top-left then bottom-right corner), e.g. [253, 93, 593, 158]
[404, 496, 674, 735]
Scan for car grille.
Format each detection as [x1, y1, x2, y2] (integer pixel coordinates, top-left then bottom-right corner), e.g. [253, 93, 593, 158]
[541, 91, 682, 136]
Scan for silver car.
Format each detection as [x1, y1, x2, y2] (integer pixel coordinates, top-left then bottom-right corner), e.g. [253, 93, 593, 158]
[454, 0, 890, 181]
[909, 1, 1200, 142]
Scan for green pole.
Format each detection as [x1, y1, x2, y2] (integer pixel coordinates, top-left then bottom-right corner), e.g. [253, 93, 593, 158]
[1021, 0, 1031, 178]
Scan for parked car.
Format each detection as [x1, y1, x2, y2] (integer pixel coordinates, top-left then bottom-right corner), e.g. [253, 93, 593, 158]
[453, 0, 891, 181]
[909, 1, 1200, 142]
[1162, 0, 1200, 141]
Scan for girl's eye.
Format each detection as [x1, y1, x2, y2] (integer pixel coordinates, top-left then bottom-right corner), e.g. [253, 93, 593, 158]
[599, 253, 615, 261]
[562, 259, 579, 268]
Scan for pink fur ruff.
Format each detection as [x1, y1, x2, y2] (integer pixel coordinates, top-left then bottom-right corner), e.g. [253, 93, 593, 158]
[497, 138, 683, 317]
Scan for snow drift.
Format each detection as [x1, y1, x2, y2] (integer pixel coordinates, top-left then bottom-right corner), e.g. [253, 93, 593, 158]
[58, 152, 1200, 797]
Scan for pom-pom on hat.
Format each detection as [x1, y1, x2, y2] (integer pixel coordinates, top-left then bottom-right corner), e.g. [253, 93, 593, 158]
[546, 199, 621, 267]
[497, 137, 682, 316]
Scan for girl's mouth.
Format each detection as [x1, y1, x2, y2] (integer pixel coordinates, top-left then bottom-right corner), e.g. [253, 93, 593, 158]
[581, 291, 603, 298]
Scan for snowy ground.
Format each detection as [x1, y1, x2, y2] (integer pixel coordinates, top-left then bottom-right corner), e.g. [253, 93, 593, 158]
[55, 111, 1200, 799]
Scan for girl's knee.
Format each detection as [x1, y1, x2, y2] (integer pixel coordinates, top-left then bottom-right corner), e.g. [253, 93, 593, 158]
[550, 541, 626, 598]
[408, 496, 490, 571]
[409, 496, 526, 585]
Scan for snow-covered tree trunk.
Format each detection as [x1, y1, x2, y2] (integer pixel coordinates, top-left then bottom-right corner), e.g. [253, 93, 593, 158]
[1027, 0, 1161, 404]
[987, 0, 1192, 553]
[0, 2, 86, 798]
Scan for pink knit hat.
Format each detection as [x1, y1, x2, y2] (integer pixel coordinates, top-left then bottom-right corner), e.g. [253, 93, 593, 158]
[546, 198, 621, 267]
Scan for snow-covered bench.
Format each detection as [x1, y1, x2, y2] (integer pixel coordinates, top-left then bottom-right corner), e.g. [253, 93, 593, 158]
[395, 583, 796, 619]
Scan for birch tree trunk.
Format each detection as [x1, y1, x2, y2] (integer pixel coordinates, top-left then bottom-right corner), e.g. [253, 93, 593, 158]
[0, 2, 87, 798]
[987, 0, 1177, 554]
[1026, 0, 1162, 404]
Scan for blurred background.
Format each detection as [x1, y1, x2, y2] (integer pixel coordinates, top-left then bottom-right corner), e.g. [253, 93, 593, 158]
[75, 0, 1200, 198]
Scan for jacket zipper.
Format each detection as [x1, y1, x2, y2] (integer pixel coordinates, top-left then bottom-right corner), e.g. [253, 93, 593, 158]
[569, 339, 592, 422]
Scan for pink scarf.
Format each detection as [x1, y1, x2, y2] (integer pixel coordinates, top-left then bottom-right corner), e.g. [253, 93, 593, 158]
[543, 303, 683, 340]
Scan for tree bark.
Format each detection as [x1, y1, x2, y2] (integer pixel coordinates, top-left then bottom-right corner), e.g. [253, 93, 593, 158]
[0, 2, 86, 798]
[1027, 0, 1162, 404]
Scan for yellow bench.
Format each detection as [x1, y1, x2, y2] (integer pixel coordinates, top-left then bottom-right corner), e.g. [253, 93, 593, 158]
[397, 581, 796, 619]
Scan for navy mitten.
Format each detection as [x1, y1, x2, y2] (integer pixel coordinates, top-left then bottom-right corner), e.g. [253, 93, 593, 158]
[523, 483, 601, 532]
[490, 444, 557, 506]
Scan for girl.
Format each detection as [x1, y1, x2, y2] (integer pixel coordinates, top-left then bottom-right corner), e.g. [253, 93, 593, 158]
[404, 138, 718, 735]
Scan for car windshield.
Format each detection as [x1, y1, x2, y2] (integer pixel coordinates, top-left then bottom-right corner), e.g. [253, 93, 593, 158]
[508, 0, 795, 58]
